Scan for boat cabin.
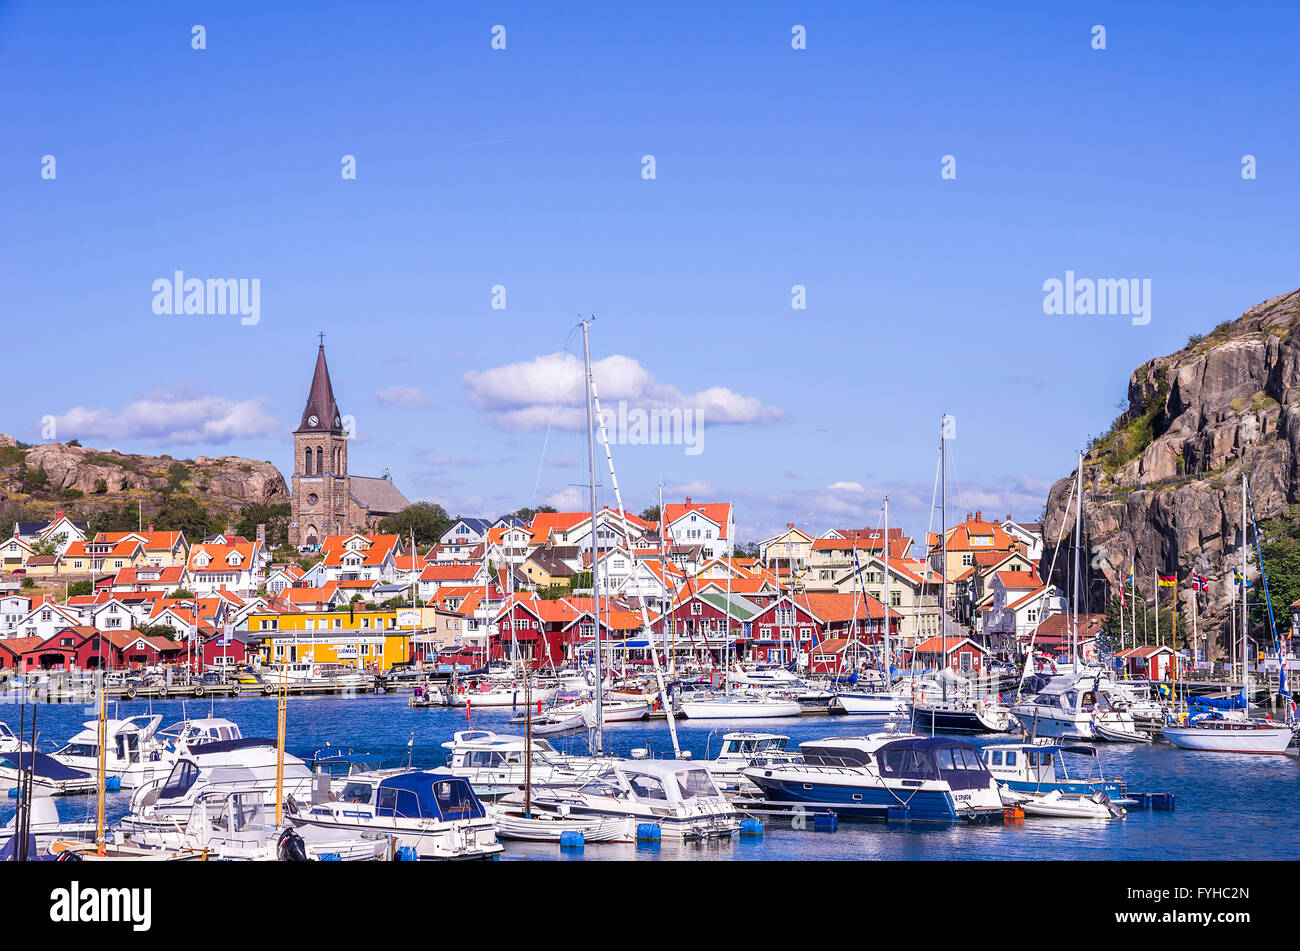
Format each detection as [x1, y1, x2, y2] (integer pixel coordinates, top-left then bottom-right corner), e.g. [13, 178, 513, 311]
[318, 770, 487, 822]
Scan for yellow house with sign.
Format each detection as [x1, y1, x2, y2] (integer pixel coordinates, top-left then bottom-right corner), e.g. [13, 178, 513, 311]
[248, 608, 436, 670]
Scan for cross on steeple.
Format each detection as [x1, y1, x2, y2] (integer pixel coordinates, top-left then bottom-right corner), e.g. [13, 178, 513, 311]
[318, 331, 326, 348]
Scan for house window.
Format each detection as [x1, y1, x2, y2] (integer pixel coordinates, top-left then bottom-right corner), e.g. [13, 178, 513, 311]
[690, 603, 702, 616]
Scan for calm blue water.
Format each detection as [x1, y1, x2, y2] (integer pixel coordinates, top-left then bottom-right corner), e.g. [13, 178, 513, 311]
[4, 694, 1296, 860]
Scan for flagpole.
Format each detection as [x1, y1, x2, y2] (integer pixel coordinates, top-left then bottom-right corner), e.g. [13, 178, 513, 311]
[1153, 564, 1159, 648]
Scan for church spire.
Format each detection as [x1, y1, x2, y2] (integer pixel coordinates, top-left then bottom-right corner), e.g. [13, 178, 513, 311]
[296, 337, 344, 433]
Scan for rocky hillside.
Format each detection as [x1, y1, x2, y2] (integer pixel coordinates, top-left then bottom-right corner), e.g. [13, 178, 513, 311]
[1042, 288, 1300, 659]
[0, 437, 288, 526]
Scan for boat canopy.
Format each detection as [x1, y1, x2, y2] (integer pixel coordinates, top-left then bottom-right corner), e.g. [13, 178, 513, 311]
[0, 750, 91, 781]
[1188, 693, 1247, 710]
[375, 772, 485, 821]
[875, 737, 992, 790]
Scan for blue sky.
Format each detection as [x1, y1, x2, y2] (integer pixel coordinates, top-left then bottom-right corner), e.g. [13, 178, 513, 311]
[3, 1, 1298, 544]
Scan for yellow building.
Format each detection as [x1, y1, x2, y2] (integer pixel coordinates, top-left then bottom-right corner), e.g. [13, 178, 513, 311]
[249, 607, 436, 670]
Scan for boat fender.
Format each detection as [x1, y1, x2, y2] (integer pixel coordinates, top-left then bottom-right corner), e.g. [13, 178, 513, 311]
[284, 795, 300, 817]
[560, 830, 585, 849]
[277, 828, 310, 861]
[158, 687, 168, 699]
[125, 686, 137, 699]
[194, 686, 205, 697]
[231, 684, 241, 696]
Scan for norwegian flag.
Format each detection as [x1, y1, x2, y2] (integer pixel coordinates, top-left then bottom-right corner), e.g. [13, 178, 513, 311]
[1190, 574, 1209, 592]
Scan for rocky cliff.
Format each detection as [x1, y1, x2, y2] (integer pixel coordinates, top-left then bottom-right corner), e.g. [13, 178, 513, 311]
[1042, 288, 1300, 659]
[0, 437, 288, 526]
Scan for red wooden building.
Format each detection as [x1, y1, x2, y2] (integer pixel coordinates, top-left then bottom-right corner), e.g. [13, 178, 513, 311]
[746, 592, 900, 665]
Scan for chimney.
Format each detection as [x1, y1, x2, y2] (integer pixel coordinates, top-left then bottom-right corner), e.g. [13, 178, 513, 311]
[787, 523, 794, 529]
[148, 523, 154, 533]
[966, 512, 972, 522]
[685, 497, 692, 506]
[976, 510, 982, 522]
[56, 510, 64, 520]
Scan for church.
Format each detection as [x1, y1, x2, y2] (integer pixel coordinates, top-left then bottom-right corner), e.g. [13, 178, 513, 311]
[288, 340, 412, 547]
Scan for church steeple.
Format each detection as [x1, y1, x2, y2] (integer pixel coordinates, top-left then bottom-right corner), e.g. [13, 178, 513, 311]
[296, 338, 344, 434]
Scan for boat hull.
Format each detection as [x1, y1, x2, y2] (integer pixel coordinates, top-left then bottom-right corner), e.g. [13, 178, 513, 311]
[679, 700, 802, 720]
[743, 769, 991, 823]
[1161, 723, 1294, 753]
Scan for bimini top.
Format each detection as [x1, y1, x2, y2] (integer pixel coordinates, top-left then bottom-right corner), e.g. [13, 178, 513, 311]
[0, 750, 91, 781]
[874, 737, 993, 791]
[375, 771, 485, 821]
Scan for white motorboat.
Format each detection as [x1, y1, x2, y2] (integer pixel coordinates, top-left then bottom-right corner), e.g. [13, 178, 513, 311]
[0, 750, 102, 796]
[0, 795, 96, 852]
[289, 769, 502, 860]
[679, 695, 801, 720]
[577, 699, 650, 726]
[453, 681, 558, 708]
[263, 662, 373, 691]
[742, 733, 1005, 823]
[441, 730, 607, 798]
[488, 799, 633, 842]
[527, 759, 739, 840]
[122, 788, 389, 860]
[1011, 677, 1144, 741]
[704, 732, 801, 794]
[1012, 788, 1126, 820]
[729, 665, 801, 687]
[829, 692, 907, 716]
[0, 722, 26, 755]
[120, 736, 317, 834]
[408, 684, 450, 707]
[48, 715, 174, 789]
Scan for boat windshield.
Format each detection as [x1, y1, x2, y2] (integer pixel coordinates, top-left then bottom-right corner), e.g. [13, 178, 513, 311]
[340, 781, 374, 804]
[160, 760, 201, 801]
[627, 773, 672, 802]
[579, 770, 625, 798]
[675, 769, 720, 800]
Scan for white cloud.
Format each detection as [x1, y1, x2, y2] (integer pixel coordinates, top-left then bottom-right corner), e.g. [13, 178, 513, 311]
[376, 385, 430, 407]
[463, 352, 785, 432]
[827, 481, 865, 492]
[545, 486, 585, 510]
[48, 389, 279, 446]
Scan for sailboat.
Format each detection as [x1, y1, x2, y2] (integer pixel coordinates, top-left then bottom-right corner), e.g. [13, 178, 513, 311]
[1162, 471, 1296, 753]
[908, 416, 1018, 734]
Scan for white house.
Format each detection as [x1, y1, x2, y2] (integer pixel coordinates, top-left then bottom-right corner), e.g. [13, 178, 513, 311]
[662, 499, 734, 560]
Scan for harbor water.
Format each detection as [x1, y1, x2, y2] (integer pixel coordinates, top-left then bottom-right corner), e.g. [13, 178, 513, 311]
[4, 693, 1296, 860]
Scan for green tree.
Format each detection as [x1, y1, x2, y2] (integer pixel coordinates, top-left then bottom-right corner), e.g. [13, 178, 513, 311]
[377, 502, 454, 546]
[1248, 504, 1300, 644]
[154, 495, 213, 540]
[67, 579, 93, 597]
[503, 505, 555, 522]
[235, 502, 292, 550]
[639, 505, 661, 522]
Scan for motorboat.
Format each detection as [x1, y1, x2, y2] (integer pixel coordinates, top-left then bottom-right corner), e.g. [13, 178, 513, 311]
[408, 683, 450, 707]
[704, 732, 802, 794]
[487, 798, 634, 842]
[577, 699, 650, 726]
[828, 692, 907, 716]
[0, 722, 26, 755]
[508, 710, 587, 736]
[742, 733, 1005, 823]
[263, 662, 373, 691]
[48, 715, 173, 788]
[119, 737, 317, 835]
[678, 694, 801, 720]
[729, 665, 801, 687]
[0, 751, 105, 796]
[122, 788, 389, 860]
[981, 741, 1126, 800]
[1, 795, 95, 852]
[452, 680, 558, 708]
[289, 769, 502, 860]
[1010, 676, 1145, 741]
[156, 717, 246, 757]
[908, 696, 1018, 734]
[1014, 788, 1126, 820]
[526, 760, 739, 840]
[441, 730, 607, 799]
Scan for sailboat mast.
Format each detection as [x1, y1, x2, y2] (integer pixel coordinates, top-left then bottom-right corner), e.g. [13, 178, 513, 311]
[581, 319, 604, 754]
[1075, 450, 1082, 669]
[1242, 470, 1249, 703]
[940, 417, 948, 641]
[883, 496, 891, 686]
